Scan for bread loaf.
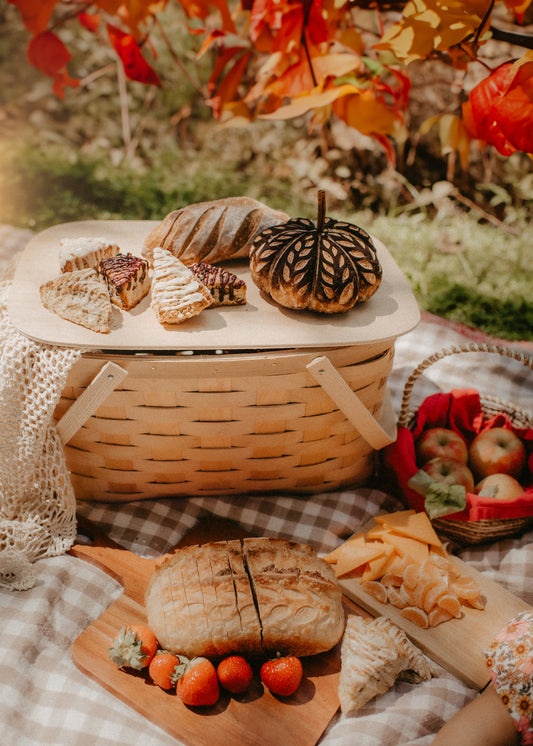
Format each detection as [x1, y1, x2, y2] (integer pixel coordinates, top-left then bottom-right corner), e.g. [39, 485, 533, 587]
[145, 537, 344, 659]
[143, 197, 289, 265]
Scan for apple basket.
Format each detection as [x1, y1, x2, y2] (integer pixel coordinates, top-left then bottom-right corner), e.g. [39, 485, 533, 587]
[383, 343, 533, 545]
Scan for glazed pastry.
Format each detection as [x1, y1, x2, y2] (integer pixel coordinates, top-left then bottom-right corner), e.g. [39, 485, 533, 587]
[59, 237, 119, 273]
[189, 262, 246, 306]
[151, 246, 212, 324]
[98, 253, 150, 311]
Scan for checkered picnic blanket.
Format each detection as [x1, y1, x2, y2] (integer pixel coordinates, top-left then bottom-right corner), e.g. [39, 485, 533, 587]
[2, 315, 532, 746]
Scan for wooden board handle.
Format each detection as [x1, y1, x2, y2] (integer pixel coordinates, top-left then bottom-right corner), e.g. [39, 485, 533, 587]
[57, 361, 128, 444]
[307, 355, 396, 450]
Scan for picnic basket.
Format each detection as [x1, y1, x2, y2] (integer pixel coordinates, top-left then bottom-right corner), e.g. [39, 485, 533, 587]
[53, 342, 398, 501]
[388, 342, 533, 544]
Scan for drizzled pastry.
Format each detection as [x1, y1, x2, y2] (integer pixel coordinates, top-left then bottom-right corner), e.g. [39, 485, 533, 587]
[59, 237, 119, 273]
[189, 262, 246, 306]
[151, 246, 212, 325]
[98, 253, 150, 311]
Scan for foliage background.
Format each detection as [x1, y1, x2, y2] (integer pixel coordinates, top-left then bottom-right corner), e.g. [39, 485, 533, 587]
[1, 3, 532, 341]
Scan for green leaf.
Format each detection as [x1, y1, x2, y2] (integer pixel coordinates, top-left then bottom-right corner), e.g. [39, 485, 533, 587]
[424, 483, 467, 519]
[407, 469, 435, 496]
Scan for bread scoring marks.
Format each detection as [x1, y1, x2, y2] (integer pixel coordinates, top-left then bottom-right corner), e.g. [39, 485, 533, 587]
[250, 217, 382, 312]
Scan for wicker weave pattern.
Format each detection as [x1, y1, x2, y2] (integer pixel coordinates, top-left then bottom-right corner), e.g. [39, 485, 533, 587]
[399, 343, 533, 544]
[55, 343, 394, 500]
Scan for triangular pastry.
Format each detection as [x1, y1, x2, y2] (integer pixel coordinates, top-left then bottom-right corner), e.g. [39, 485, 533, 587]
[40, 268, 113, 333]
[338, 615, 434, 716]
[151, 246, 212, 325]
[59, 236, 119, 273]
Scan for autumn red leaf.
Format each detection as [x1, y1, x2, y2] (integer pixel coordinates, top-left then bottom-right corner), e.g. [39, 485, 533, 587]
[463, 54, 533, 155]
[27, 31, 79, 98]
[78, 12, 102, 33]
[7, 0, 57, 35]
[107, 23, 161, 86]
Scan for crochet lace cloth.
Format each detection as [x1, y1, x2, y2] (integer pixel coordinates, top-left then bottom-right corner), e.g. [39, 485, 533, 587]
[0, 281, 84, 590]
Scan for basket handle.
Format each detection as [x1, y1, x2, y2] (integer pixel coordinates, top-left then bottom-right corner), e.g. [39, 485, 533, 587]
[56, 361, 128, 445]
[398, 342, 533, 428]
[307, 356, 396, 450]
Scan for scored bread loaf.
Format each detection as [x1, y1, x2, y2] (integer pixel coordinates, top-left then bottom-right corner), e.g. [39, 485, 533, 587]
[143, 197, 289, 265]
[145, 537, 344, 659]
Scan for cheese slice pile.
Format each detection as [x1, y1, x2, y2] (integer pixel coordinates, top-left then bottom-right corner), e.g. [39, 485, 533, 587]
[325, 510, 485, 628]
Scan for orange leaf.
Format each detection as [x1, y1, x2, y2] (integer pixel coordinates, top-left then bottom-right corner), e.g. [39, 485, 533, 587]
[8, 0, 57, 34]
[107, 23, 161, 85]
[207, 50, 251, 118]
[502, 0, 533, 23]
[78, 12, 102, 32]
[375, 0, 489, 64]
[99, 0, 168, 35]
[178, 0, 235, 32]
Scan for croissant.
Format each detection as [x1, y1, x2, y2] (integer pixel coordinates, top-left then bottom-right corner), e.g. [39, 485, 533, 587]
[143, 197, 289, 265]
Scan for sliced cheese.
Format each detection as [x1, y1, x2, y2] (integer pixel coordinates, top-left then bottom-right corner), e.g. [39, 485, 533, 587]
[375, 510, 442, 548]
[381, 533, 430, 565]
[361, 545, 398, 582]
[324, 533, 365, 564]
[334, 542, 388, 578]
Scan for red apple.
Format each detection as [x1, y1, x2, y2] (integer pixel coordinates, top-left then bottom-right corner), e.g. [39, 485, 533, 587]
[468, 427, 526, 480]
[475, 473, 525, 500]
[415, 427, 469, 466]
[422, 457, 475, 492]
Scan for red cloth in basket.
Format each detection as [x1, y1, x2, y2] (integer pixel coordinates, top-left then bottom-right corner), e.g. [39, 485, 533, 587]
[383, 388, 533, 522]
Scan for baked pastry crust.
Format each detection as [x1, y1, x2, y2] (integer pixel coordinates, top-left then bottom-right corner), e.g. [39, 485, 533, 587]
[40, 268, 112, 333]
[145, 537, 344, 659]
[143, 197, 289, 265]
[338, 615, 434, 716]
[151, 246, 212, 325]
[98, 253, 151, 311]
[189, 262, 246, 306]
[59, 237, 119, 273]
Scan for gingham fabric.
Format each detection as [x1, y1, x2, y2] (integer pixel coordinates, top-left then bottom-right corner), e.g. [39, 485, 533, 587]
[1, 311, 532, 746]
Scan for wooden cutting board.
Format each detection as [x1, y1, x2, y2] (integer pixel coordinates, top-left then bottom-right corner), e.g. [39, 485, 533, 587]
[8, 220, 420, 350]
[70, 517, 368, 746]
[337, 520, 530, 690]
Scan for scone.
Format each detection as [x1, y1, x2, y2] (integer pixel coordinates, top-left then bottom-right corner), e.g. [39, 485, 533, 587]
[40, 268, 113, 333]
[59, 237, 119, 272]
[189, 262, 246, 306]
[98, 253, 151, 311]
[151, 246, 212, 325]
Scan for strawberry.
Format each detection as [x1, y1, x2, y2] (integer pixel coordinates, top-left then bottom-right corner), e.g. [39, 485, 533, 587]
[148, 651, 181, 690]
[108, 624, 158, 670]
[175, 656, 220, 707]
[217, 655, 253, 694]
[260, 654, 303, 697]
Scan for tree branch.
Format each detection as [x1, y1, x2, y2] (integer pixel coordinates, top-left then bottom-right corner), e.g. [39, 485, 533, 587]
[490, 25, 533, 50]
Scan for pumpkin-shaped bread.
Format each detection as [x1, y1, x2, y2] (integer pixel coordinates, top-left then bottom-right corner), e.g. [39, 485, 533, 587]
[249, 191, 382, 314]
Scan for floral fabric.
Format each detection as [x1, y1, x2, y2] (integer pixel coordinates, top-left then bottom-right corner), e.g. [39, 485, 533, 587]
[484, 611, 533, 745]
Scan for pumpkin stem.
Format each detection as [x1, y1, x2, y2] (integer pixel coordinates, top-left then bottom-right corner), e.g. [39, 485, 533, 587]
[317, 190, 326, 233]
